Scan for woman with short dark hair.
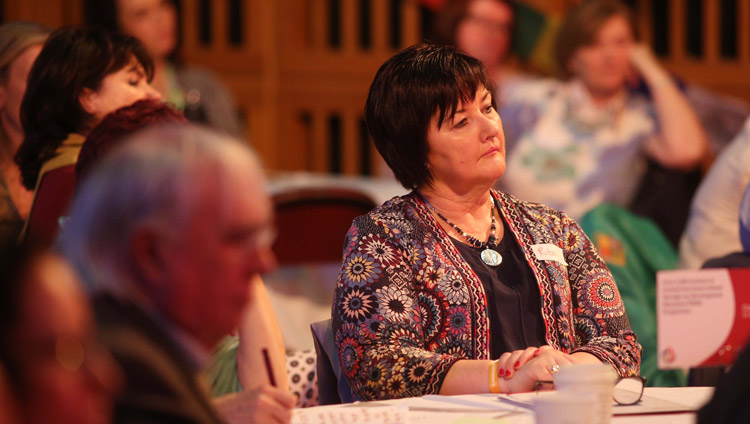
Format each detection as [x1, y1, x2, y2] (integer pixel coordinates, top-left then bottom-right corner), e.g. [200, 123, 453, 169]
[14, 26, 160, 243]
[331, 43, 640, 400]
[16, 26, 159, 191]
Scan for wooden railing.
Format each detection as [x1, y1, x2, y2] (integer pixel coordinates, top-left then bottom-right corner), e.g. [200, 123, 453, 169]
[178, 0, 429, 176]
[636, 0, 750, 101]
[4, 0, 750, 176]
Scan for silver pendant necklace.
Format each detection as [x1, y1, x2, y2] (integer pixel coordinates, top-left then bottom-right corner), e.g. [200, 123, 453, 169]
[427, 194, 503, 267]
[480, 247, 503, 266]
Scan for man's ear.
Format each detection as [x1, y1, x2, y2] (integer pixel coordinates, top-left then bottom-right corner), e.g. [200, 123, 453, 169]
[129, 227, 169, 290]
[78, 87, 99, 115]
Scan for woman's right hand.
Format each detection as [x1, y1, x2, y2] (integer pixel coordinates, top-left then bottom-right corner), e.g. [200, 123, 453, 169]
[498, 347, 574, 393]
[213, 385, 296, 424]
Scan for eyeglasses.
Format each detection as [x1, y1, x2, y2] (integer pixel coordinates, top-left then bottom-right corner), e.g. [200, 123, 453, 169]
[534, 376, 647, 406]
[612, 376, 647, 405]
[220, 225, 277, 252]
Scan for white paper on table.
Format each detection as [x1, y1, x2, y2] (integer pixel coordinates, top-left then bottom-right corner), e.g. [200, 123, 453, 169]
[497, 391, 696, 415]
[292, 403, 409, 424]
[406, 394, 531, 423]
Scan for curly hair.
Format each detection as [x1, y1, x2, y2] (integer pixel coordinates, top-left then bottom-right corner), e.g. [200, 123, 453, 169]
[77, 99, 188, 183]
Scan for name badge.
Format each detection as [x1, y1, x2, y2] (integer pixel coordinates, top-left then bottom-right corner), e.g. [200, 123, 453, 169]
[531, 243, 567, 265]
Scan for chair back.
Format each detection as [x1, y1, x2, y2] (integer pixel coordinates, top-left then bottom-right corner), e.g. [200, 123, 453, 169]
[23, 165, 76, 245]
[273, 187, 375, 265]
[310, 319, 353, 404]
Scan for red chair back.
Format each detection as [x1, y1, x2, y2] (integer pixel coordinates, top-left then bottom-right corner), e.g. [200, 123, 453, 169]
[272, 187, 376, 265]
[25, 165, 76, 246]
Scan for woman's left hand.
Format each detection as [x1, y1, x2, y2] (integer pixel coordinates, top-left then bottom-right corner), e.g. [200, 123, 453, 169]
[628, 44, 671, 87]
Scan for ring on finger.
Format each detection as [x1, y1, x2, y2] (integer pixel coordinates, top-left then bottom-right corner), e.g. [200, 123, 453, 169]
[549, 364, 560, 374]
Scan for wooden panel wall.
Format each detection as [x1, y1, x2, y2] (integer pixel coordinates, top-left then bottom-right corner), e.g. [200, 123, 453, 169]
[638, 0, 750, 101]
[5, 0, 750, 176]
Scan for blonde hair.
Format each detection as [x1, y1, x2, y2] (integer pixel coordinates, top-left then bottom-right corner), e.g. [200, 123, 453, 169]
[0, 22, 50, 159]
[0, 21, 50, 81]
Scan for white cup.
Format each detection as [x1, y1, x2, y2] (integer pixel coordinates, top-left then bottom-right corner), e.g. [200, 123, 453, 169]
[553, 363, 618, 424]
[534, 391, 597, 424]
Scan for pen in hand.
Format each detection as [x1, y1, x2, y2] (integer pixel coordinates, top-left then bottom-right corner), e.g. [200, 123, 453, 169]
[262, 348, 277, 387]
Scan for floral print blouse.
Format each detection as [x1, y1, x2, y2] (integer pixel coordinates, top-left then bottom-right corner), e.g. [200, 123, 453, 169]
[332, 190, 641, 400]
[497, 79, 658, 220]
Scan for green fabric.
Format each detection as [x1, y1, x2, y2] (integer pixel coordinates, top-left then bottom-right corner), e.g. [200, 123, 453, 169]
[512, 4, 547, 60]
[207, 335, 243, 397]
[512, 4, 561, 75]
[580, 204, 687, 387]
[164, 63, 186, 111]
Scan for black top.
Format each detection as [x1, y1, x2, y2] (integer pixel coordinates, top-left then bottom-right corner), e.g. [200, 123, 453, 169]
[697, 343, 750, 424]
[93, 295, 224, 424]
[702, 252, 750, 269]
[450, 212, 547, 359]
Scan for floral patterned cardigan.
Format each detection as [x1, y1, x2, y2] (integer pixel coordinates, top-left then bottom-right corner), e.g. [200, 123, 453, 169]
[332, 190, 641, 400]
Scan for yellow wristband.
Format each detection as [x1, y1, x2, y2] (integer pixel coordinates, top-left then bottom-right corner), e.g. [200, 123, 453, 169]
[488, 360, 502, 393]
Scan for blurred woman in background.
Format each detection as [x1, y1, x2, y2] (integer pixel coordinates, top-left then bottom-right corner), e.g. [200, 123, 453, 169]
[497, 0, 707, 223]
[0, 22, 49, 240]
[432, 0, 525, 103]
[84, 0, 243, 136]
[14, 26, 160, 244]
[0, 241, 122, 424]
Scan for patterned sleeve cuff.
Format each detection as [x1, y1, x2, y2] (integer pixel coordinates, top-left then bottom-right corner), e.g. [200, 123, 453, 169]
[572, 343, 640, 378]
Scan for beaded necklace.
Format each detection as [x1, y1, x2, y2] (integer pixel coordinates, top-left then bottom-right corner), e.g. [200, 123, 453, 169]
[426, 195, 503, 266]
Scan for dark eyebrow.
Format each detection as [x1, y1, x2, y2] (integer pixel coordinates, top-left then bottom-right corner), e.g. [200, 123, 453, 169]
[455, 91, 491, 116]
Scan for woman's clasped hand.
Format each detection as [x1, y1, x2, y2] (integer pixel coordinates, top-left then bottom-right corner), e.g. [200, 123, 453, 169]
[492, 346, 576, 392]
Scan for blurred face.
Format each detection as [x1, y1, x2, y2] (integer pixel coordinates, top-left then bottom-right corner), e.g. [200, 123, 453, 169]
[116, 0, 177, 60]
[12, 254, 122, 424]
[425, 87, 506, 190]
[158, 164, 277, 348]
[0, 44, 43, 135]
[455, 0, 513, 69]
[80, 58, 161, 124]
[569, 15, 634, 98]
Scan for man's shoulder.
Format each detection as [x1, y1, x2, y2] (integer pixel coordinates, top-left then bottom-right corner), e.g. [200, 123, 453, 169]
[92, 295, 222, 424]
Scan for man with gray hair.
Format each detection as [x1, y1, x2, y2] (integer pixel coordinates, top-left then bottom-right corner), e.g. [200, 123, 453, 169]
[59, 125, 294, 424]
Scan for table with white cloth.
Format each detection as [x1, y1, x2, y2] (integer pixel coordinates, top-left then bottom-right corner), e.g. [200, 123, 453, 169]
[292, 387, 714, 424]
